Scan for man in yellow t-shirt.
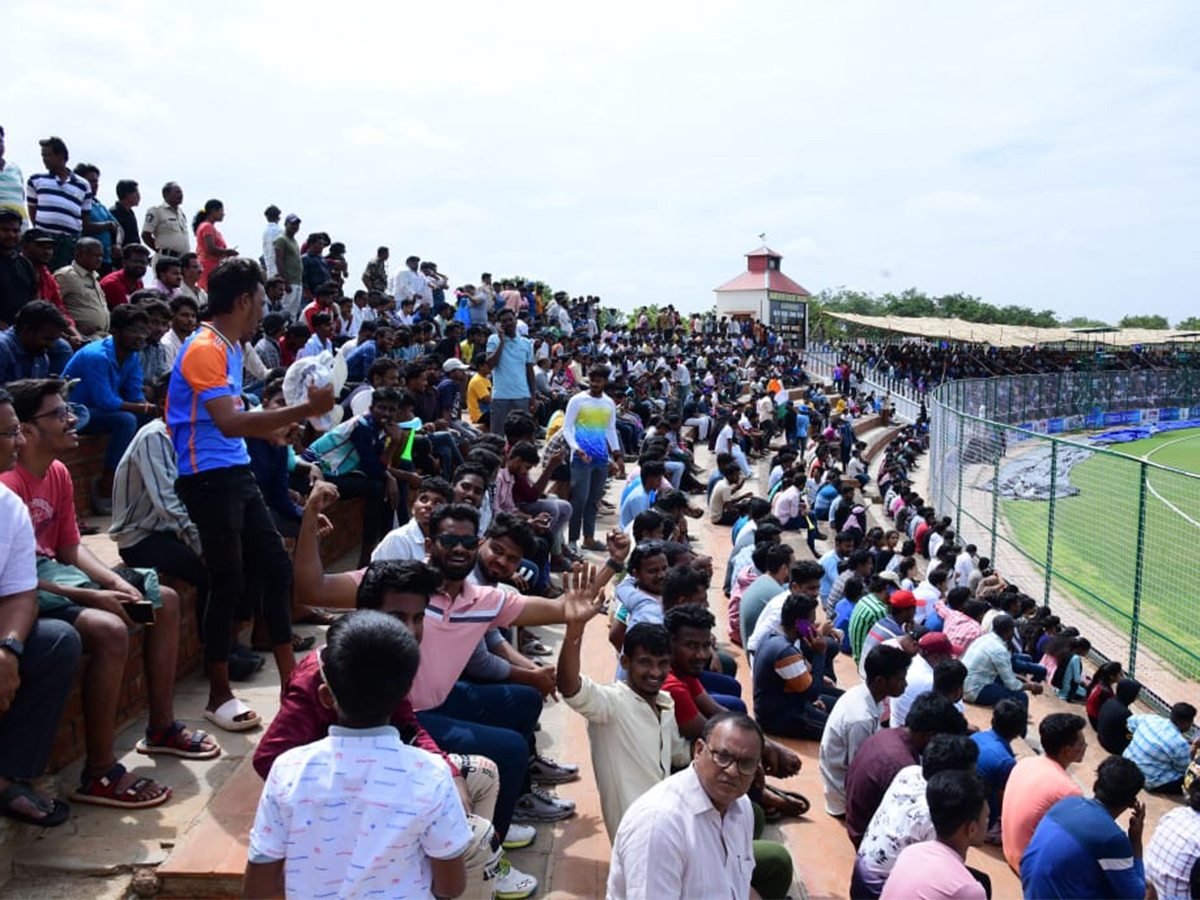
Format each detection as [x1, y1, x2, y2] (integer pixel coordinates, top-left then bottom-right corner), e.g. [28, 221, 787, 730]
[466, 360, 492, 429]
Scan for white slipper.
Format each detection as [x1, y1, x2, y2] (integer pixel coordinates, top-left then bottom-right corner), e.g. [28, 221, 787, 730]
[203, 697, 261, 733]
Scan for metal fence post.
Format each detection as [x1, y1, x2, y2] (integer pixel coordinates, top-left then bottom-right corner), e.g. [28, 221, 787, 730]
[1043, 441, 1058, 607]
[955, 414, 965, 535]
[1129, 462, 1149, 678]
[990, 424, 1001, 561]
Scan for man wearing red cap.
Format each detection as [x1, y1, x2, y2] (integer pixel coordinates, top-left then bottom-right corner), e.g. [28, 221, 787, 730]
[891, 632, 956, 728]
[857, 589, 917, 677]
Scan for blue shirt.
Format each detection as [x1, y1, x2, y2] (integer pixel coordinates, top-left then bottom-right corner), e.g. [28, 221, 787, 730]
[485, 332, 534, 400]
[833, 599, 856, 654]
[88, 202, 117, 263]
[62, 336, 143, 411]
[619, 483, 654, 529]
[818, 549, 841, 600]
[1123, 715, 1192, 790]
[972, 729, 1016, 826]
[0, 327, 49, 383]
[344, 340, 378, 381]
[1021, 796, 1145, 900]
[620, 473, 642, 506]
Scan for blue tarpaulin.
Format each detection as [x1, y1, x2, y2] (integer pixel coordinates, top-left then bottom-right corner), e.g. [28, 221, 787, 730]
[1089, 420, 1200, 444]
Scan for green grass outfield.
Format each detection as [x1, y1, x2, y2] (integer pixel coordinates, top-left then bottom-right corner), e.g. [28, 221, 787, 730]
[1000, 426, 1200, 680]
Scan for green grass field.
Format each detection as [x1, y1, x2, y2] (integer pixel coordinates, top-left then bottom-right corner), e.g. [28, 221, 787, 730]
[998, 427, 1200, 680]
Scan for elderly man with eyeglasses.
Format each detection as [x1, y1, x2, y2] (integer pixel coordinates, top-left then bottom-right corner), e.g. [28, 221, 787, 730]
[608, 711, 796, 900]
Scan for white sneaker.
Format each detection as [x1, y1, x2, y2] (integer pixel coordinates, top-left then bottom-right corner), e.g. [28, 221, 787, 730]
[502, 822, 537, 850]
[492, 855, 538, 899]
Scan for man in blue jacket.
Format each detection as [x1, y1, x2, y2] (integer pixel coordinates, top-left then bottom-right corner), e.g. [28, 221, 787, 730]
[62, 303, 155, 513]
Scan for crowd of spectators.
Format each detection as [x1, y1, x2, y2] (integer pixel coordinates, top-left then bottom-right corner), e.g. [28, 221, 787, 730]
[3, 128, 1200, 900]
[818, 338, 1200, 398]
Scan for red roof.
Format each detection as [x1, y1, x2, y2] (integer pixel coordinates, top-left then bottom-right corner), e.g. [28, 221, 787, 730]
[714, 244, 811, 295]
[714, 268, 811, 296]
[745, 245, 782, 258]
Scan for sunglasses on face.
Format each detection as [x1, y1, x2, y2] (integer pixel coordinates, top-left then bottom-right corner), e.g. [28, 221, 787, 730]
[435, 533, 480, 550]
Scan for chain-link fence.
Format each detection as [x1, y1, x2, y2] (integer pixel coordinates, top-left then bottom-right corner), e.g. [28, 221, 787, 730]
[929, 370, 1200, 708]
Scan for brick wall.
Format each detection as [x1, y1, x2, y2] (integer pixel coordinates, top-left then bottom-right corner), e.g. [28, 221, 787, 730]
[48, 580, 203, 772]
[64, 434, 110, 518]
[48, 439, 365, 771]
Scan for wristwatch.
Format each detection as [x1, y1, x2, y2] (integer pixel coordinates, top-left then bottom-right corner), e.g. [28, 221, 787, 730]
[0, 637, 24, 659]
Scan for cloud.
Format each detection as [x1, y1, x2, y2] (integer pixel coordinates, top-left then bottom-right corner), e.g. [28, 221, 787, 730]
[523, 191, 578, 210]
[906, 191, 988, 216]
[1, 0, 1197, 324]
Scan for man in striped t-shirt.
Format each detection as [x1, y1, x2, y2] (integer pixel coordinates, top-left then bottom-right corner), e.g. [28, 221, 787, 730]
[26, 137, 97, 270]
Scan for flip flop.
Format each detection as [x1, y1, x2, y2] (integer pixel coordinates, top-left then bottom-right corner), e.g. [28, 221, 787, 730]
[203, 697, 261, 733]
[136, 721, 221, 760]
[0, 783, 71, 827]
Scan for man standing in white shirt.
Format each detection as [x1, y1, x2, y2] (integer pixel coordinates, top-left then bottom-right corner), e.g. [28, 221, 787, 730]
[607, 712, 793, 900]
[260, 205, 282, 279]
[396, 255, 431, 312]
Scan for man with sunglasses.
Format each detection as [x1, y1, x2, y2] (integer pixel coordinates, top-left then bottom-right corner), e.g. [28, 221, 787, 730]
[608, 712, 793, 900]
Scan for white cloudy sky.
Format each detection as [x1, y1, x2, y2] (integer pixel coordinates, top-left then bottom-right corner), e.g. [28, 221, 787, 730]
[4, 0, 1197, 323]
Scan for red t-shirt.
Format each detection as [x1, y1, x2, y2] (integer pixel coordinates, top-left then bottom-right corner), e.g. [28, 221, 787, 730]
[99, 270, 142, 309]
[252, 650, 455, 780]
[35, 265, 75, 327]
[0, 460, 80, 558]
[1086, 682, 1113, 722]
[663, 671, 705, 728]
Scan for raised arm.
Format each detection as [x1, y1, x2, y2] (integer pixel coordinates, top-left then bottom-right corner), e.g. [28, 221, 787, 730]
[292, 482, 360, 609]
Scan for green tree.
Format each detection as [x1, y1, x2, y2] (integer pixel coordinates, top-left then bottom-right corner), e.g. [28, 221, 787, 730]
[1118, 314, 1170, 329]
[1175, 316, 1200, 331]
[1062, 316, 1112, 328]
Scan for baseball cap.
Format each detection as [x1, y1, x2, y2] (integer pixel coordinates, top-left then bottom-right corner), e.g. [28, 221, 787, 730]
[442, 358, 468, 373]
[918, 632, 954, 656]
[285, 213, 301, 224]
[888, 589, 917, 608]
[876, 570, 901, 587]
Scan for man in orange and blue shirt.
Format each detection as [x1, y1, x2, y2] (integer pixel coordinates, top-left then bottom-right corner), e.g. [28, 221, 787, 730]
[167, 258, 334, 733]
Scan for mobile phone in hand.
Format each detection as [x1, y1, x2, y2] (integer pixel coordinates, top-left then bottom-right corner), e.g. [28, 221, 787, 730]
[125, 601, 156, 625]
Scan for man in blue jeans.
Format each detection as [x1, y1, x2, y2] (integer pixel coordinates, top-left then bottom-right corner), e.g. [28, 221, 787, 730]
[61, 303, 157, 514]
[562, 363, 624, 553]
[412, 502, 625, 837]
[484, 308, 538, 440]
[962, 615, 1044, 708]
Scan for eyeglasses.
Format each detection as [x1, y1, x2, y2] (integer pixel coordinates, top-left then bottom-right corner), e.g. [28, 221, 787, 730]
[29, 406, 74, 423]
[703, 741, 759, 776]
[435, 533, 480, 550]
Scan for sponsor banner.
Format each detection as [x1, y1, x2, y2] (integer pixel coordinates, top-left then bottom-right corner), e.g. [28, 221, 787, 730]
[1047, 417, 1066, 434]
[1011, 424, 1035, 443]
[1065, 415, 1086, 432]
[1145, 408, 1160, 425]
[1103, 410, 1142, 427]
[1159, 407, 1181, 422]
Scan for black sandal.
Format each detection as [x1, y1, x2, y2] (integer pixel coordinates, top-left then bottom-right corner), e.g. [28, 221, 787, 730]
[0, 783, 70, 827]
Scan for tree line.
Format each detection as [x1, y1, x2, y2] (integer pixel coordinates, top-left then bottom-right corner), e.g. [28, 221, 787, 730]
[811, 287, 1199, 332]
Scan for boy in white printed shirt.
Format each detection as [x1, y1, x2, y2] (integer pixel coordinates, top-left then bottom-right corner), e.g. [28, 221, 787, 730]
[245, 610, 472, 899]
